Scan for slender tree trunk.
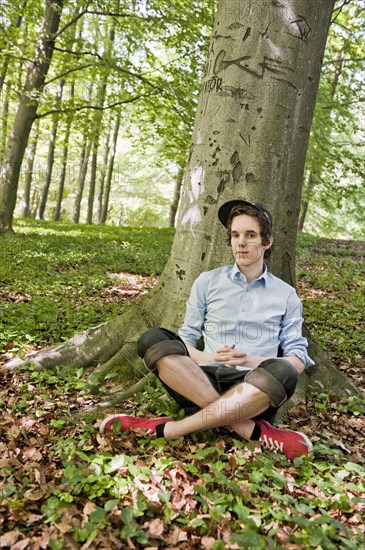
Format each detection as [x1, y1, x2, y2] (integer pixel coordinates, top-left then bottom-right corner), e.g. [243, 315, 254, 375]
[0, 84, 10, 160]
[0, 0, 63, 236]
[0, 2, 27, 95]
[30, 186, 40, 218]
[298, 197, 309, 232]
[21, 119, 40, 218]
[0, 64, 9, 99]
[37, 80, 64, 220]
[86, 24, 114, 224]
[86, 90, 106, 225]
[298, 170, 316, 231]
[54, 83, 74, 221]
[96, 126, 111, 223]
[87, 141, 98, 224]
[100, 112, 120, 224]
[299, 50, 346, 230]
[5, 0, 358, 407]
[73, 139, 91, 224]
[169, 164, 184, 228]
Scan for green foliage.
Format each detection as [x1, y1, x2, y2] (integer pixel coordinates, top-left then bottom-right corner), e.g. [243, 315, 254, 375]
[302, 2, 365, 238]
[0, 219, 174, 354]
[0, 222, 364, 547]
[1, 0, 215, 226]
[296, 233, 364, 369]
[2, 368, 364, 548]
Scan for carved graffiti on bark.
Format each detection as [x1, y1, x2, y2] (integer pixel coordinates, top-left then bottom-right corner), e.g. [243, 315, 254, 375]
[290, 16, 311, 43]
[217, 171, 230, 196]
[221, 85, 255, 101]
[230, 152, 243, 183]
[203, 76, 223, 94]
[213, 50, 251, 76]
[175, 266, 186, 281]
[242, 27, 251, 42]
[239, 132, 250, 146]
[212, 145, 221, 167]
[213, 50, 295, 88]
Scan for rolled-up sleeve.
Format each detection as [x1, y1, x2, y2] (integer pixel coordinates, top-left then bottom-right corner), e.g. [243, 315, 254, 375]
[279, 291, 314, 369]
[178, 273, 207, 347]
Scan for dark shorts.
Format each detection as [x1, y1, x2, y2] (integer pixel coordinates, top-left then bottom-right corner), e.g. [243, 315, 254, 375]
[159, 362, 279, 423]
[138, 327, 298, 424]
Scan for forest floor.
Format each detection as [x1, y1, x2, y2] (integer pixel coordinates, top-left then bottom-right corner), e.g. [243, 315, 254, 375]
[0, 220, 364, 550]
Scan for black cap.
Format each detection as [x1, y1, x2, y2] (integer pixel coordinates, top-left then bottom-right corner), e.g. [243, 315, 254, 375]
[218, 199, 273, 228]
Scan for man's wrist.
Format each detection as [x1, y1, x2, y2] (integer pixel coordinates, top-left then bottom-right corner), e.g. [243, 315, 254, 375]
[284, 355, 305, 374]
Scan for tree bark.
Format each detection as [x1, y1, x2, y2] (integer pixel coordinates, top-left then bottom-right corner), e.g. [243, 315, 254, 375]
[0, 0, 63, 236]
[5, 0, 358, 404]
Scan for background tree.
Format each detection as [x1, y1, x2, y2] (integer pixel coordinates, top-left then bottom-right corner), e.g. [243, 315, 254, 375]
[1, 1, 363, 232]
[299, 2, 365, 237]
[6, 0, 360, 411]
[0, 0, 215, 229]
[0, 0, 63, 235]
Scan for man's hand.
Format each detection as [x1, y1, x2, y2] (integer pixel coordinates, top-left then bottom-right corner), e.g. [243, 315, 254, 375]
[186, 343, 305, 373]
[213, 345, 266, 368]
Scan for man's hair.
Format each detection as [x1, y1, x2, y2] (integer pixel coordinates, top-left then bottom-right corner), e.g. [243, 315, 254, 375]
[226, 205, 273, 258]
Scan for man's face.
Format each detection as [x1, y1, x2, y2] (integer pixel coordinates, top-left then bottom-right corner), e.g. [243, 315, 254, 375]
[230, 214, 272, 270]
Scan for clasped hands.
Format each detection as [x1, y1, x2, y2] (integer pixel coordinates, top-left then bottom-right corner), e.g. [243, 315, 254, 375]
[211, 344, 265, 369]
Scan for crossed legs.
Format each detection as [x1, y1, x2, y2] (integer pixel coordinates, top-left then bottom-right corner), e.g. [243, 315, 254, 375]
[155, 354, 270, 441]
[136, 327, 298, 441]
[100, 329, 311, 460]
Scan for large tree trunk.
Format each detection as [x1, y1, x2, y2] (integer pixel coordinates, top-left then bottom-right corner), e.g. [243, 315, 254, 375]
[5, 0, 359, 405]
[0, 0, 63, 236]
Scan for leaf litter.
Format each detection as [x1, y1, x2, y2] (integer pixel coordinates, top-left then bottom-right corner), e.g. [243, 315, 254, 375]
[0, 235, 364, 548]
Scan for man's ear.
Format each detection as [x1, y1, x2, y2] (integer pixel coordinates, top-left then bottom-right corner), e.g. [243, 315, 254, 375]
[265, 236, 273, 250]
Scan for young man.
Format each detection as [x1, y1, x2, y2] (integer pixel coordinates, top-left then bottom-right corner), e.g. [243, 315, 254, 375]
[100, 199, 314, 460]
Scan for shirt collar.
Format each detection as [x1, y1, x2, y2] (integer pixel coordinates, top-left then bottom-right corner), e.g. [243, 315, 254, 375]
[229, 264, 268, 286]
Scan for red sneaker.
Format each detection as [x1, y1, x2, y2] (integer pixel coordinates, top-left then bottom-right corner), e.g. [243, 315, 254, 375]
[256, 420, 313, 460]
[99, 414, 173, 436]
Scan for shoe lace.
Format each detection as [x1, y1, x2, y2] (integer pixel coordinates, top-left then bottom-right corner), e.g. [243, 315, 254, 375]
[261, 434, 284, 453]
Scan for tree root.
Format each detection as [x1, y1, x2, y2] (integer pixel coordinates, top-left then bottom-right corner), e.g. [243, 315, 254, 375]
[81, 373, 155, 414]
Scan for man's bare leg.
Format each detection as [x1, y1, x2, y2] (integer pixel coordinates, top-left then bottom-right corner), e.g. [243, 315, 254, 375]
[157, 355, 270, 441]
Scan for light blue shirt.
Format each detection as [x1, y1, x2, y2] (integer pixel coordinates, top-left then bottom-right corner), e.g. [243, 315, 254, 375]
[179, 264, 314, 369]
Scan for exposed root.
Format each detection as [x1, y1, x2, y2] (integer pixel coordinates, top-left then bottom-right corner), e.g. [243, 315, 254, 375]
[81, 373, 155, 414]
[87, 340, 144, 389]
